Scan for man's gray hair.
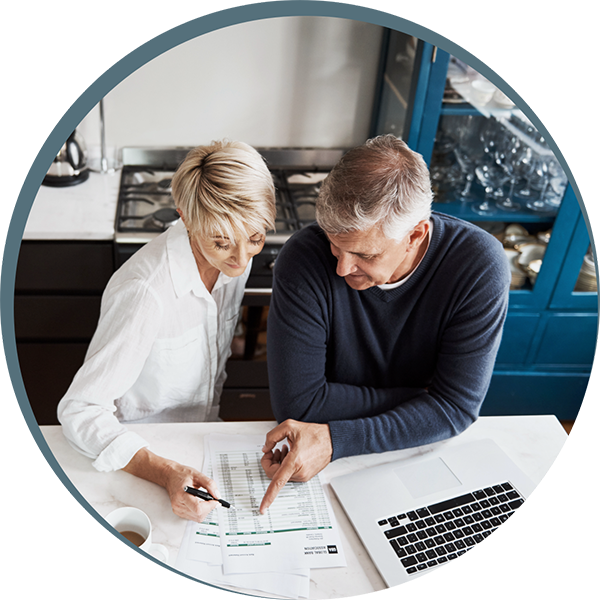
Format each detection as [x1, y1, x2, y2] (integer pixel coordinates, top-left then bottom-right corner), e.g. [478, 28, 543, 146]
[316, 135, 433, 241]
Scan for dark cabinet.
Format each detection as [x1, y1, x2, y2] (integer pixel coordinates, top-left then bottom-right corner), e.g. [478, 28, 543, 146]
[14, 241, 114, 425]
[14, 240, 274, 425]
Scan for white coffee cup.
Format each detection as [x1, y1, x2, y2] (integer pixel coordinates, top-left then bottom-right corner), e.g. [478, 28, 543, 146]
[105, 507, 169, 563]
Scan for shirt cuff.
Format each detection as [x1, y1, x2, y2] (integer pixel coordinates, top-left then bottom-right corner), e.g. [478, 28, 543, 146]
[91, 431, 150, 472]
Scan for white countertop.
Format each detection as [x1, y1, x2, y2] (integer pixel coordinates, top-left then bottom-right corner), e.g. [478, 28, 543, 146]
[23, 169, 120, 240]
[40, 416, 567, 598]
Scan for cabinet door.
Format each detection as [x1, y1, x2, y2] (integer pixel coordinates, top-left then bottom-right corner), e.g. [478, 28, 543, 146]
[482, 371, 588, 420]
[15, 242, 114, 293]
[550, 211, 598, 310]
[16, 343, 89, 425]
[371, 32, 430, 143]
[377, 43, 580, 311]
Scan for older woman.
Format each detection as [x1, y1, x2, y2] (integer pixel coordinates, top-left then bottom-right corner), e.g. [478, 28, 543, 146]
[58, 140, 276, 522]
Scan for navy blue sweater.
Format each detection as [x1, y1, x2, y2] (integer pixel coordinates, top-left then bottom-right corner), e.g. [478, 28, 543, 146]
[266, 213, 510, 461]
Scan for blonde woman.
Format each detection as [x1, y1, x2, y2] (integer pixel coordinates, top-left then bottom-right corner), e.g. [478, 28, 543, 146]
[58, 140, 276, 522]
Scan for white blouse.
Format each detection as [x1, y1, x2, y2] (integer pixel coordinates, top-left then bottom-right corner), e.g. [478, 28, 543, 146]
[57, 219, 250, 472]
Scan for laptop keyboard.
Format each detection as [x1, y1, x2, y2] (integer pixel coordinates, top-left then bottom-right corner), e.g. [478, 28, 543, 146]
[378, 481, 524, 575]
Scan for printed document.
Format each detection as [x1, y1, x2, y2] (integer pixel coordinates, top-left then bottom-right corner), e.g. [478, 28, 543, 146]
[208, 433, 346, 574]
[175, 447, 310, 598]
[176, 518, 310, 598]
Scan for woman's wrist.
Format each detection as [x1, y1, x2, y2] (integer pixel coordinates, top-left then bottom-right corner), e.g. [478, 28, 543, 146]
[123, 447, 174, 489]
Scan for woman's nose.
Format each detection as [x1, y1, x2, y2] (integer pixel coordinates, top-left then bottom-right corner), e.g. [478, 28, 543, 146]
[232, 245, 253, 268]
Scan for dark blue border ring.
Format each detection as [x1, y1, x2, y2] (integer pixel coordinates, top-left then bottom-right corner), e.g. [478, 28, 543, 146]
[8, 0, 583, 600]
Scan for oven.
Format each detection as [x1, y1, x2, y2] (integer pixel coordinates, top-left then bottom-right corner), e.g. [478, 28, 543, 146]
[113, 147, 345, 420]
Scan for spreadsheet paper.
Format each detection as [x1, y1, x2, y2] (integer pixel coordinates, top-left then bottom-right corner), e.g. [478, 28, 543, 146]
[208, 433, 347, 574]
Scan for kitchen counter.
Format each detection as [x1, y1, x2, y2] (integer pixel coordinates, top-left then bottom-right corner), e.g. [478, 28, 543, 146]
[23, 169, 120, 240]
[40, 415, 567, 598]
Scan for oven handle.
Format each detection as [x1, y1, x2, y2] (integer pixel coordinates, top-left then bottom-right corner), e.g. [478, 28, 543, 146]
[243, 288, 272, 295]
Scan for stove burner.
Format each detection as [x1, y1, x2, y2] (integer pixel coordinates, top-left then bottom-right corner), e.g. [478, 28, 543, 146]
[123, 196, 155, 206]
[151, 208, 180, 229]
[116, 162, 332, 239]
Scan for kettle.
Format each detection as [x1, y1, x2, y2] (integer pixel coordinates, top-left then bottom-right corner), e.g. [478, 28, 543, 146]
[42, 129, 89, 186]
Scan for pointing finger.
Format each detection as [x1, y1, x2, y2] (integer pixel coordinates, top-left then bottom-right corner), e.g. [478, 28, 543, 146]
[259, 455, 297, 514]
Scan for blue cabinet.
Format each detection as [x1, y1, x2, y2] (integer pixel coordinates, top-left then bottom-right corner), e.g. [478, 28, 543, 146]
[373, 35, 597, 419]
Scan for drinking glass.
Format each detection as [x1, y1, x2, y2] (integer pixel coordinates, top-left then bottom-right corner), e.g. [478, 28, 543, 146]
[496, 143, 532, 212]
[472, 164, 498, 216]
[525, 159, 553, 212]
[453, 148, 478, 202]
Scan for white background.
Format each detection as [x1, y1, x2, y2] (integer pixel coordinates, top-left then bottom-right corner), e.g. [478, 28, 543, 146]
[0, 0, 600, 600]
[0, 0, 85, 92]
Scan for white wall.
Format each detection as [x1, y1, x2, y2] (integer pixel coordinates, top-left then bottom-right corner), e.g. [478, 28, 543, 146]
[78, 17, 384, 151]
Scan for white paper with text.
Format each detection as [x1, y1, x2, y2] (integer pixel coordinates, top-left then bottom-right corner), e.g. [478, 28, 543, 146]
[208, 433, 346, 574]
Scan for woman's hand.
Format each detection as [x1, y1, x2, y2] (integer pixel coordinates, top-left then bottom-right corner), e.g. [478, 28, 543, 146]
[123, 448, 219, 522]
[162, 461, 221, 522]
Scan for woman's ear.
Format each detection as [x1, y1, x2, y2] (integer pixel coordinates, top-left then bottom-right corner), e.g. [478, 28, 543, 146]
[176, 208, 185, 224]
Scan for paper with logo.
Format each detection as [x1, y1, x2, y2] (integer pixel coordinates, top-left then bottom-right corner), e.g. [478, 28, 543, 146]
[174, 450, 310, 598]
[207, 433, 346, 574]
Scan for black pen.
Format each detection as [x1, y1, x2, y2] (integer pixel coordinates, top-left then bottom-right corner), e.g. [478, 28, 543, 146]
[184, 486, 236, 509]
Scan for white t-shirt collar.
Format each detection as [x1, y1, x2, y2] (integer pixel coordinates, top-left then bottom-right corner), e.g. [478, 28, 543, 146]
[378, 219, 433, 290]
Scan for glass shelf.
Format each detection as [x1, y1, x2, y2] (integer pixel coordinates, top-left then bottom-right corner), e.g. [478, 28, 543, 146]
[433, 199, 558, 223]
[440, 103, 525, 121]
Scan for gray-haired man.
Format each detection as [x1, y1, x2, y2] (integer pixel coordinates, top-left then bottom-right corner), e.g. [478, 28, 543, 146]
[260, 135, 510, 512]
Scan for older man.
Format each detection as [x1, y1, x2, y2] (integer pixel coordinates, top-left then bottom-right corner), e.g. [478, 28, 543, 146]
[260, 135, 510, 513]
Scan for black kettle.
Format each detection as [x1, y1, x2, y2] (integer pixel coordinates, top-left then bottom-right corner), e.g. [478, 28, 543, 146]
[42, 129, 89, 187]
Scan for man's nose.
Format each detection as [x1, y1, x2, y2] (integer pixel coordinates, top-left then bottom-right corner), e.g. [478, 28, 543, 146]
[336, 252, 356, 277]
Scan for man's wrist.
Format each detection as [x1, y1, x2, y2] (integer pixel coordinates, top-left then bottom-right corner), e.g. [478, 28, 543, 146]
[320, 423, 333, 462]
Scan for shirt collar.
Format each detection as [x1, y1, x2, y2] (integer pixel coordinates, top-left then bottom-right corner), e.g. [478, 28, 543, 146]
[377, 219, 433, 290]
[166, 219, 234, 299]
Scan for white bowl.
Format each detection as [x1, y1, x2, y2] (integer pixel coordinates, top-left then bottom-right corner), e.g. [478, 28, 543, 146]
[471, 79, 496, 104]
[493, 89, 514, 108]
[517, 243, 546, 267]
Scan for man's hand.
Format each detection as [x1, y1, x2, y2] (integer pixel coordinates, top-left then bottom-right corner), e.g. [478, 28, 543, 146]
[260, 419, 332, 514]
[123, 448, 219, 522]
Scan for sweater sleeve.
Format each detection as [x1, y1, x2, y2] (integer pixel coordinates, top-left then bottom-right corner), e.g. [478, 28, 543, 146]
[267, 229, 510, 461]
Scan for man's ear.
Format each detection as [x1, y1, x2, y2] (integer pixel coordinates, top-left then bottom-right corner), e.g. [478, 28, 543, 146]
[407, 220, 429, 249]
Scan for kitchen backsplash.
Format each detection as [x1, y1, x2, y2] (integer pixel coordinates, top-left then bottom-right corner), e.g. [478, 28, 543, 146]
[78, 16, 383, 150]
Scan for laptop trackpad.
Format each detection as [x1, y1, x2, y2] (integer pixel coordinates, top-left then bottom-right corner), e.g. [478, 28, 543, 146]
[394, 457, 461, 499]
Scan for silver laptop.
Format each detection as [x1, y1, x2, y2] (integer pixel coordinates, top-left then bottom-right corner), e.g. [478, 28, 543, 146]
[330, 438, 535, 588]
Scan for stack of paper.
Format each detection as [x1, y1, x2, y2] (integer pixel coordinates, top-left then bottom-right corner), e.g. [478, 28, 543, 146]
[175, 434, 347, 598]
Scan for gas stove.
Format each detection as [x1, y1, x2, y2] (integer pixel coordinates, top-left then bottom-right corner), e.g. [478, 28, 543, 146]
[114, 147, 346, 293]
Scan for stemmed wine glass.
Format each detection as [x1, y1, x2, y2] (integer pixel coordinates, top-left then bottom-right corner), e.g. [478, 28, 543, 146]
[453, 148, 478, 202]
[515, 149, 541, 200]
[430, 130, 462, 203]
[472, 163, 500, 216]
[495, 143, 532, 211]
[525, 159, 553, 212]
[543, 156, 568, 209]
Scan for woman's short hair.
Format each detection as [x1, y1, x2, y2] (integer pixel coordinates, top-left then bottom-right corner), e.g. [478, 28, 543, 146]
[316, 135, 433, 241]
[172, 140, 276, 243]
